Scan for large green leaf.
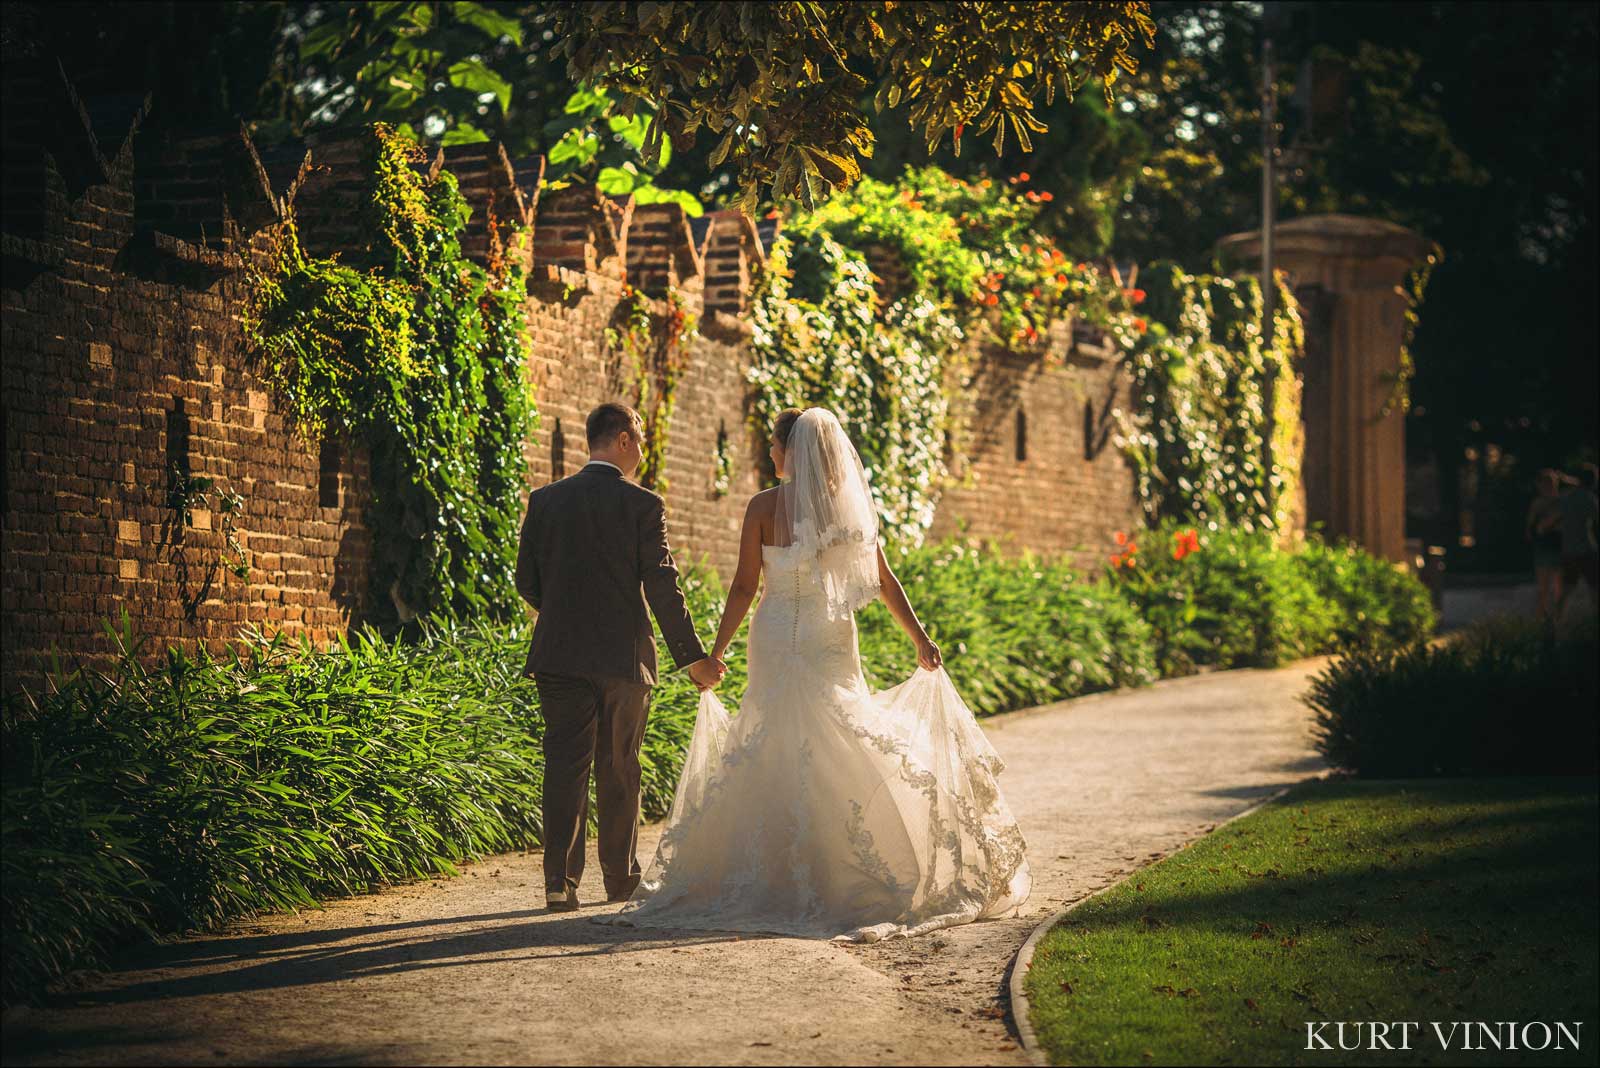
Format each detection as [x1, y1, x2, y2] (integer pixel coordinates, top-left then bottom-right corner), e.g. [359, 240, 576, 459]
[447, 58, 512, 113]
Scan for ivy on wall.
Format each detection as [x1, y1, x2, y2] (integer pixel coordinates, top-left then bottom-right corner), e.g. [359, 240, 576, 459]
[242, 123, 537, 632]
[748, 233, 963, 546]
[748, 165, 1136, 546]
[1117, 263, 1304, 535]
[750, 164, 1307, 547]
[606, 283, 699, 494]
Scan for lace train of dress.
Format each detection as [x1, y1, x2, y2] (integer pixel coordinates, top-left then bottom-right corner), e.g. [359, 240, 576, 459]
[595, 544, 1031, 943]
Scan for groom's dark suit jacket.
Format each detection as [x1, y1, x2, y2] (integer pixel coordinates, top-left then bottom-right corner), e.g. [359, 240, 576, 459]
[514, 462, 706, 685]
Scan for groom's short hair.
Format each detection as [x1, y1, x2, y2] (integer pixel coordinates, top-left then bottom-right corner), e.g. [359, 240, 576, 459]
[587, 402, 642, 447]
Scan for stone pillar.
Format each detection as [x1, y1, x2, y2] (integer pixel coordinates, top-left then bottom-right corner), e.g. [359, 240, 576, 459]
[1218, 215, 1438, 563]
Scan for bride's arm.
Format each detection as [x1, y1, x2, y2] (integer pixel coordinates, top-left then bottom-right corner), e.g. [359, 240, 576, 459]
[710, 496, 766, 661]
[875, 545, 943, 671]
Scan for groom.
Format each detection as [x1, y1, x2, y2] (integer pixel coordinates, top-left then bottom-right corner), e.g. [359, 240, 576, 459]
[515, 403, 726, 912]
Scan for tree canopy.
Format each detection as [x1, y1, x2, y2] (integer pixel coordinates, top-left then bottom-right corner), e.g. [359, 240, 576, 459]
[539, 1, 1156, 213]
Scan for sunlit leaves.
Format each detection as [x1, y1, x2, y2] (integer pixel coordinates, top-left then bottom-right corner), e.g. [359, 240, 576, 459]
[542, 1, 1155, 213]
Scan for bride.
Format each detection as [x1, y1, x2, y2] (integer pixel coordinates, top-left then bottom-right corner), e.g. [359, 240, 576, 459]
[597, 407, 1031, 943]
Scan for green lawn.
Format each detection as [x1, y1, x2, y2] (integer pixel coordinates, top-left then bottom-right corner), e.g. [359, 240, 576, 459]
[1023, 778, 1599, 1066]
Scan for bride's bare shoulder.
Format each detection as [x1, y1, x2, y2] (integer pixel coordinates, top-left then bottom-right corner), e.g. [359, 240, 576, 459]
[747, 487, 781, 514]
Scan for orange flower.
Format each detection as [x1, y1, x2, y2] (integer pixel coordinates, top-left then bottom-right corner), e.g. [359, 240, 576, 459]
[1133, 317, 1148, 334]
[1039, 191, 1054, 201]
[1114, 531, 1129, 546]
[1018, 171, 1031, 182]
[1055, 273, 1069, 285]
[1130, 288, 1147, 304]
[1030, 287, 1041, 298]
[984, 293, 1000, 306]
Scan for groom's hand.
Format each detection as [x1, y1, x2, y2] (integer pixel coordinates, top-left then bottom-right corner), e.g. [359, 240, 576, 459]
[687, 657, 727, 692]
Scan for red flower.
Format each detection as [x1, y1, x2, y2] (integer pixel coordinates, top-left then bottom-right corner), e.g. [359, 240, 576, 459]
[1025, 326, 1039, 342]
[1115, 531, 1129, 546]
[1030, 287, 1041, 298]
[1130, 288, 1147, 304]
[1172, 528, 1201, 561]
[1018, 171, 1031, 183]
[1039, 191, 1054, 201]
[1133, 317, 1148, 334]
[984, 293, 1000, 306]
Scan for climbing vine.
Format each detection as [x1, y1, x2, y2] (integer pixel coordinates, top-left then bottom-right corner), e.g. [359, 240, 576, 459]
[606, 283, 699, 493]
[1383, 257, 1436, 418]
[1116, 263, 1304, 535]
[748, 232, 963, 546]
[242, 123, 537, 632]
[750, 165, 1134, 546]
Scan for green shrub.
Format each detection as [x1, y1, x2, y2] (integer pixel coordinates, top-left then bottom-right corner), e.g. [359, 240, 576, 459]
[0, 604, 714, 1005]
[1306, 616, 1599, 777]
[1295, 535, 1436, 649]
[1108, 522, 1340, 676]
[860, 540, 1157, 715]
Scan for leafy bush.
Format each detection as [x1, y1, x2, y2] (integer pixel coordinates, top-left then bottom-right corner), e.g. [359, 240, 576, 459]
[1306, 616, 1599, 777]
[859, 540, 1157, 716]
[1108, 522, 1340, 676]
[1295, 535, 1437, 649]
[0, 609, 707, 1004]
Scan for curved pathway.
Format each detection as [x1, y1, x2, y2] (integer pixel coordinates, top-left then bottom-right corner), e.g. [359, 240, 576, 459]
[4, 661, 1328, 1067]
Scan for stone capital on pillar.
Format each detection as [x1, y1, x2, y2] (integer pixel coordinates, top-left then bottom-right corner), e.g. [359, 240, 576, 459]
[1218, 214, 1439, 564]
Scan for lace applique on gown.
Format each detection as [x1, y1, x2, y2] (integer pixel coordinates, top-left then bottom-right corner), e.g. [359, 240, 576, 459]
[595, 543, 1032, 943]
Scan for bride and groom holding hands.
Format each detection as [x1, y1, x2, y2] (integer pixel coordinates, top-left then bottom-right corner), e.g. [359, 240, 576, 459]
[515, 402, 1030, 943]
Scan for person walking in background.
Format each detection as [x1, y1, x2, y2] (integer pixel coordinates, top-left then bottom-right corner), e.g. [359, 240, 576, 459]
[1526, 468, 1567, 620]
[1556, 462, 1599, 621]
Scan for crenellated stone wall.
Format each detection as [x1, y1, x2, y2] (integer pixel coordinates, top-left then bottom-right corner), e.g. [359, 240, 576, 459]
[1, 52, 1145, 692]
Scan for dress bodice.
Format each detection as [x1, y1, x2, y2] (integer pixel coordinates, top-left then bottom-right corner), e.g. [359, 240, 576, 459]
[749, 543, 865, 688]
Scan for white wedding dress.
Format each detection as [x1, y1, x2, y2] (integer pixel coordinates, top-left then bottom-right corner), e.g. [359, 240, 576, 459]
[596, 536, 1033, 943]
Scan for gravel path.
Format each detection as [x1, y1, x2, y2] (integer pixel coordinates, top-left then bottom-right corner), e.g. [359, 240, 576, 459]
[4, 661, 1329, 1067]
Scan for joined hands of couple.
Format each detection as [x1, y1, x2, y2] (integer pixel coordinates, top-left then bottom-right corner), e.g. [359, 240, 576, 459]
[687, 656, 728, 692]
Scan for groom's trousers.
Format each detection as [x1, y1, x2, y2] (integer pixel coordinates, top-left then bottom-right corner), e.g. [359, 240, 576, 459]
[533, 671, 652, 899]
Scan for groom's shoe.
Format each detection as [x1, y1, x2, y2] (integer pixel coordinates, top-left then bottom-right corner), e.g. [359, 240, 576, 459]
[546, 888, 581, 912]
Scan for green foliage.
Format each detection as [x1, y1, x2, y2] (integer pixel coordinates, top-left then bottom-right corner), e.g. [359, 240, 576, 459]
[791, 165, 1139, 352]
[751, 164, 1151, 546]
[243, 124, 537, 631]
[541, 1, 1156, 214]
[270, 1, 529, 148]
[0, 594, 727, 1005]
[858, 541, 1158, 716]
[1108, 522, 1339, 676]
[543, 84, 703, 216]
[747, 232, 962, 545]
[605, 285, 700, 494]
[1307, 616, 1600, 778]
[1118, 263, 1304, 533]
[1294, 536, 1438, 650]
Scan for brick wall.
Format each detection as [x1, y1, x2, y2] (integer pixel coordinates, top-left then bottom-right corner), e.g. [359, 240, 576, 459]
[3, 58, 1156, 692]
[2, 61, 375, 691]
[929, 324, 1144, 571]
